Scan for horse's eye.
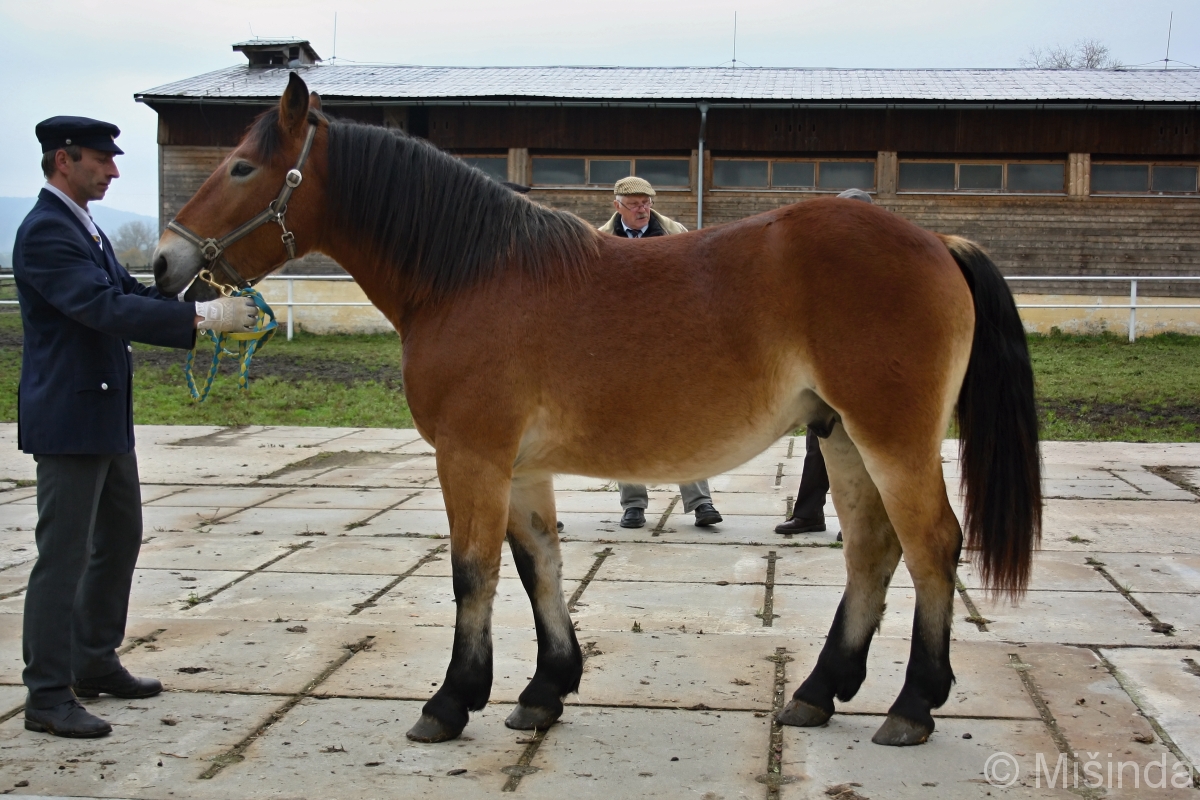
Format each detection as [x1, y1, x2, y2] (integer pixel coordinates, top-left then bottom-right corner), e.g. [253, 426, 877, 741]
[230, 162, 255, 178]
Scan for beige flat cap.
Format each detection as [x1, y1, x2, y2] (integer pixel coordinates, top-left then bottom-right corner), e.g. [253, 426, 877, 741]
[613, 176, 655, 196]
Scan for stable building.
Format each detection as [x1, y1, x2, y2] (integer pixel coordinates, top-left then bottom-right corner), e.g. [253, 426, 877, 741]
[137, 39, 1200, 334]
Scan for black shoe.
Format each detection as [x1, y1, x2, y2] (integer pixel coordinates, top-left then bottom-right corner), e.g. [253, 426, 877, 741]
[693, 503, 723, 527]
[774, 517, 827, 534]
[837, 531, 843, 542]
[25, 699, 111, 738]
[73, 667, 163, 699]
[620, 507, 646, 528]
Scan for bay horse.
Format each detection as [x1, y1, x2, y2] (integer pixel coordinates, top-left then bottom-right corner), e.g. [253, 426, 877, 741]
[153, 73, 1041, 748]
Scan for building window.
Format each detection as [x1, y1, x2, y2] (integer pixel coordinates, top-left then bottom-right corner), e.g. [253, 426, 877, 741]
[711, 159, 873, 191]
[1092, 163, 1199, 195]
[461, 157, 507, 183]
[898, 160, 1065, 193]
[529, 156, 690, 188]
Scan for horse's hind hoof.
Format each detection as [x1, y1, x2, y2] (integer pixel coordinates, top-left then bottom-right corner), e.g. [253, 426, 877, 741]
[871, 714, 933, 746]
[505, 703, 562, 731]
[776, 698, 832, 727]
[406, 713, 464, 743]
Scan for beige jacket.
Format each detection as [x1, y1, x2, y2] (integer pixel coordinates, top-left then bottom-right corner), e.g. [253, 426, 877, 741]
[597, 209, 688, 236]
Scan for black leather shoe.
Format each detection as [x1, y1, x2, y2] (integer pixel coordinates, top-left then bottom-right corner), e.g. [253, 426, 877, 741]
[25, 699, 111, 738]
[693, 503, 723, 527]
[73, 667, 163, 699]
[774, 517, 827, 534]
[620, 507, 646, 528]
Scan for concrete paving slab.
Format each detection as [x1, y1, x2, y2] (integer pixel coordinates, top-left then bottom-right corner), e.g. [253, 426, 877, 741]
[214, 506, 373, 536]
[345, 508, 450, 538]
[591, 543, 772, 585]
[140, 506, 224, 533]
[0, 530, 36, 571]
[302, 466, 436, 488]
[556, 511, 672, 543]
[0, 690, 281, 798]
[570, 630, 778, 712]
[1130, 592, 1200, 643]
[143, 486, 291, 509]
[1041, 500, 1200, 553]
[119, 618, 369, 696]
[771, 547, 915, 588]
[772, 584, 992, 642]
[314, 625, 540, 703]
[655, 514, 842, 546]
[0, 612, 24, 683]
[783, 638, 1040, 721]
[709, 473, 789, 494]
[257, 487, 401, 510]
[195, 697, 521, 799]
[553, 475, 617, 491]
[265, 537, 441, 575]
[1109, 468, 1197, 500]
[0, 487, 38, 506]
[1102, 647, 1200, 773]
[0, 683, 25, 715]
[529, 705, 768, 800]
[959, 551, 1116, 593]
[129, 569, 246, 616]
[533, 490, 677, 515]
[571, 580, 766, 634]
[186, 571, 394, 621]
[782, 715, 1074, 799]
[1098, 553, 1200, 594]
[137, 535, 295, 572]
[1043, 478, 1153, 500]
[973, 589, 1174, 645]
[354, 576, 580, 630]
[0, 504, 38, 532]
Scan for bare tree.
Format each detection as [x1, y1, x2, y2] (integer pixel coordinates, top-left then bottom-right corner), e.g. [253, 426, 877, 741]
[112, 221, 156, 268]
[1021, 39, 1123, 69]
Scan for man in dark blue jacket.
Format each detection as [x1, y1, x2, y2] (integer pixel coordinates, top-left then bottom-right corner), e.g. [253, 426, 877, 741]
[13, 116, 257, 737]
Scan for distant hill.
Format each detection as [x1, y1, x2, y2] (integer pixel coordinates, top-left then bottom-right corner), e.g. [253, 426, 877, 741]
[0, 197, 157, 268]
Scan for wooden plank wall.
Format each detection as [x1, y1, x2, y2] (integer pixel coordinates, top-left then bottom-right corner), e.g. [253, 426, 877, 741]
[160, 143, 1200, 294]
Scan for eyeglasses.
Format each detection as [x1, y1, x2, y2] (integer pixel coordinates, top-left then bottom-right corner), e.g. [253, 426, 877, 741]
[618, 198, 653, 211]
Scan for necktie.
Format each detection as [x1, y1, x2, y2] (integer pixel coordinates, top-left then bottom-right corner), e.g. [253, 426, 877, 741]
[628, 229, 640, 238]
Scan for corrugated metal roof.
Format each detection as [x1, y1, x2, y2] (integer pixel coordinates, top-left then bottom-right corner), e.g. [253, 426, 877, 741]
[137, 65, 1200, 105]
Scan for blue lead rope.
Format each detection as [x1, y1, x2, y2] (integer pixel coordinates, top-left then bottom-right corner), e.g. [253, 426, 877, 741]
[184, 288, 278, 403]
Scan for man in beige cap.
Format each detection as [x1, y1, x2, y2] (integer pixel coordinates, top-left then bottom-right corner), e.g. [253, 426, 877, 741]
[599, 177, 722, 529]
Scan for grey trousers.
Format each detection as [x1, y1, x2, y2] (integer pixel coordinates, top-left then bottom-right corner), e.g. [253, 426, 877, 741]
[619, 481, 712, 513]
[23, 452, 142, 709]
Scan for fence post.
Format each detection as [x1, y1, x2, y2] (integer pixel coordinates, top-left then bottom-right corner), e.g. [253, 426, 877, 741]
[287, 278, 294, 341]
[1128, 279, 1138, 343]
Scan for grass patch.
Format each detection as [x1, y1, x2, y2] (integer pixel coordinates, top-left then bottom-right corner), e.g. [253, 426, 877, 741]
[0, 309, 1198, 440]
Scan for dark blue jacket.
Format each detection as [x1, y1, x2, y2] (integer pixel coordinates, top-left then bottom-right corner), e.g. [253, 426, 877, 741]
[13, 189, 196, 455]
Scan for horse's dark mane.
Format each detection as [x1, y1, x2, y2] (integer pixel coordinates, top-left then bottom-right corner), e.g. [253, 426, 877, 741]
[250, 109, 598, 303]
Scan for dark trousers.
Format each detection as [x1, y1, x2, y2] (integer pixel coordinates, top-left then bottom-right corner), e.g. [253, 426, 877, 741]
[792, 429, 830, 522]
[23, 453, 142, 708]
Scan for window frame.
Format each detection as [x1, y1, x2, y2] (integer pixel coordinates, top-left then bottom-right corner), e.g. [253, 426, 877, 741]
[897, 159, 1066, 195]
[528, 155, 693, 190]
[709, 157, 876, 193]
[1090, 161, 1200, 197]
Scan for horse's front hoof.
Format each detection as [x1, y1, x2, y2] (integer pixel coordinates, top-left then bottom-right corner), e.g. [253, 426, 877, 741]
[505, 703, 562, 731]
[776, 698, 832, 727]
[406, 713, 464, 743]
[871, 714, 933, 746]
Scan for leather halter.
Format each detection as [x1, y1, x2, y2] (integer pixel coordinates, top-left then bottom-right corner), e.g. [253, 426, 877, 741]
[166, 122, 318, 294]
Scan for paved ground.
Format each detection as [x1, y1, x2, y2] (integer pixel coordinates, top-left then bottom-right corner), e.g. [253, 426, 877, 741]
[0, 424, 1198, 799]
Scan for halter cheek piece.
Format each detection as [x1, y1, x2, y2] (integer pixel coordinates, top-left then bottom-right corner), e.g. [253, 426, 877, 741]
[166, 122, 318, 294]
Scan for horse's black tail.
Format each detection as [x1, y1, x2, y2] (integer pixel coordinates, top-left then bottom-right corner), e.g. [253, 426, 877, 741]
[941, 235, 1042, 599]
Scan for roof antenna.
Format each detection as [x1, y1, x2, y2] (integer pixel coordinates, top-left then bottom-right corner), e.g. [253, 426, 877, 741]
[248, 23, 256, 40]
[332, 12, 338, 64]
[732, 11, 738, 68]
[1164, 11, 1173, 69]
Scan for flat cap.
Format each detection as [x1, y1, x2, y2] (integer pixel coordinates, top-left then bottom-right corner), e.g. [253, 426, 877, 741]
[35, 116, 123, 155]
[613, 176, 655, 196]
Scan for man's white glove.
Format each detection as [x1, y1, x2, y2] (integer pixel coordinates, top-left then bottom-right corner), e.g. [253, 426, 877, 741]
[195, 296, 258, 333]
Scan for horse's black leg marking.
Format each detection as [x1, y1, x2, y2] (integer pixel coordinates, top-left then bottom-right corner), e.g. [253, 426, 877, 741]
[505, 511, 582, 731]
[407, 556, 497, 742]
[778, 598, 878, 726]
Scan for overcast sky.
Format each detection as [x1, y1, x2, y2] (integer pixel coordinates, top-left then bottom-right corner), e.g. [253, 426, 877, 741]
[1, 0, 1196, 218]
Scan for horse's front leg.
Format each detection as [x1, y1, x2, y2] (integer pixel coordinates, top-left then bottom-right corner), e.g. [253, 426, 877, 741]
[504, 473, 582, 731]
[406, 447, 510, 743]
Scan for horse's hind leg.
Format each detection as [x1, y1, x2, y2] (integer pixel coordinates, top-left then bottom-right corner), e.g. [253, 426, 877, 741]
[504, 474, 582, 730]
[406, 447, 509, 743]
[778, 423, 902, 727]
[868, 450, 962, 746]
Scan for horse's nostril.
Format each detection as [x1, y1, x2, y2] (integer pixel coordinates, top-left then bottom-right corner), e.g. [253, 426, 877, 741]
[153, 254, 168, 281]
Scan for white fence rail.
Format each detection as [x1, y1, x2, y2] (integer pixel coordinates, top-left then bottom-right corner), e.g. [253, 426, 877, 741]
[3, 272, 1200, 343]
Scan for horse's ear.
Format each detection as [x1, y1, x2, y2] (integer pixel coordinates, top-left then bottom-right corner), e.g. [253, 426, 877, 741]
[308, 92, 322, 112]
[279, 72, 310, 135]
